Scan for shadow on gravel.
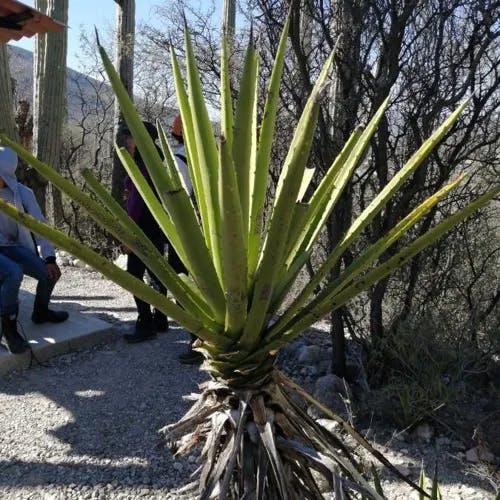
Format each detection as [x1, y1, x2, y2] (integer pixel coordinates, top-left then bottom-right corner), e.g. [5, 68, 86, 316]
[0, 460, 164, 488]
[39, 299, 137, 315]
[0, 326, 205, 489]
[75, 306, 138, 313]
[51, 295, 116, 301]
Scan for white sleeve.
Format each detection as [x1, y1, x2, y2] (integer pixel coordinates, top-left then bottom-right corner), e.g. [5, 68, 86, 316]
[174, 150, 193, 196]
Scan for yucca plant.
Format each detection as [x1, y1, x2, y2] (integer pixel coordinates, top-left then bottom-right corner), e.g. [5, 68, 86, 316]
[418, 466, 442, 500]
[1, 17, 498, 500]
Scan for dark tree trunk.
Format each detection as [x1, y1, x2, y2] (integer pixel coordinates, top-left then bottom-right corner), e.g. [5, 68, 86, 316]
[327, 0, 365, 376]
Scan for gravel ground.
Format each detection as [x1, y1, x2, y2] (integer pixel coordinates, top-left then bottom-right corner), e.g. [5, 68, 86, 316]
[1, 268, 204, 499]
[0, 267, 497, 499]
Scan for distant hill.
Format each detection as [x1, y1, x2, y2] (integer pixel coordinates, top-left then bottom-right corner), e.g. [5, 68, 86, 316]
[7, 45, 178, 129]
[7, 45, 32, 102]
[7, 44, 113, 123]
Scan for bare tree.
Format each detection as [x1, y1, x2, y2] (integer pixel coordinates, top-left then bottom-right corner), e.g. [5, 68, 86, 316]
[249, 0, 500, 376]
[326, 0, 368, 376]
[58, 33, 116, 254]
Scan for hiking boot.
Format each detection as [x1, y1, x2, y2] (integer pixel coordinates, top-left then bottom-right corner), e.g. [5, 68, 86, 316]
[153, 310, 169, 332]
[124, 315, 157, 344]
[32, 308, 69, 324]
[178, 346, 204, 365]
[1, 315, 30, 355]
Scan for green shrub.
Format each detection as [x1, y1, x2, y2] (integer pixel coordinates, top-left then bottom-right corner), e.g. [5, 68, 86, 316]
[368, 312, 465, 427]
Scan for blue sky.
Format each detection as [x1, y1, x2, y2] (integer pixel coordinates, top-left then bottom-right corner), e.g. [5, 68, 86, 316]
[10, 0, 216, 70]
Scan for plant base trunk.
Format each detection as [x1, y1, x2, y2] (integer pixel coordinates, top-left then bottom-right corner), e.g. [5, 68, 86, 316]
[163, 366, 422, 499]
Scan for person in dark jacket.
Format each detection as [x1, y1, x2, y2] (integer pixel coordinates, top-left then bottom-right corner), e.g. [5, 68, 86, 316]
[122, 121, 188, 344]
[0, 146, 68, 355]
[122, 121, 167, 343]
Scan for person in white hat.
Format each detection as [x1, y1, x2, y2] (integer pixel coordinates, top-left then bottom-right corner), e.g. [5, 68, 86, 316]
[0, 146, 68, 355]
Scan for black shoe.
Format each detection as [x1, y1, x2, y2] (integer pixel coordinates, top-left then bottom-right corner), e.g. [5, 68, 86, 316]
[1, 315, 30, 355]
[153, 310, 169, 332]
[32, 308, 69, 324]
[124, 316, 157, 344]
[178, 348, 204, 365]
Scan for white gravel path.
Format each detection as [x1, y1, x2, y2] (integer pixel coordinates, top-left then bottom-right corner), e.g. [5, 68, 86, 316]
[0, 267, 497, 499]
[1, 268, 204, 499]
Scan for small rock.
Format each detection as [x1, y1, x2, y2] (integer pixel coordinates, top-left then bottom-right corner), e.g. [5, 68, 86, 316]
[298, 345, 322, 364]
[308, 374, 351, 419]
[466, 445, 495, 463]
[466, 447, 479, 463]
[316, 419, 340, 434]
[415, 423, 434, 442]
[314, 374, 348, 396]
[172, 461, 183, 472]
[57, 256, 71, 266]
[113, 254, 128, 270]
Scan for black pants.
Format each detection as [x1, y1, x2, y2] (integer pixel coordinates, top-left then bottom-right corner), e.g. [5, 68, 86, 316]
[127, 216, 187, 318]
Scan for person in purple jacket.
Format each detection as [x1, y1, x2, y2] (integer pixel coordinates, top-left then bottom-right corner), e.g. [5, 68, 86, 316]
[121, 121, 169, 343]
[122, 120, 193, 345]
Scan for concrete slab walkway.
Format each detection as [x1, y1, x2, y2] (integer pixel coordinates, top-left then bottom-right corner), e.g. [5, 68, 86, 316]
[0, 290, 117, 375]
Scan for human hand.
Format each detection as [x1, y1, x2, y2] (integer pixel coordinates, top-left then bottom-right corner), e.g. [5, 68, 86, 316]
[46, 263, 62, 282]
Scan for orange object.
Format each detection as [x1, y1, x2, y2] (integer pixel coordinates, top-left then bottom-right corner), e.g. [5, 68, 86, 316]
[0, 0, 64, 44]
[172, 114, 183, 138]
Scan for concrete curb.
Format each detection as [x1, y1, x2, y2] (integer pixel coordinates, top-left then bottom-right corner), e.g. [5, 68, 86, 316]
[0, 290, 118, 375]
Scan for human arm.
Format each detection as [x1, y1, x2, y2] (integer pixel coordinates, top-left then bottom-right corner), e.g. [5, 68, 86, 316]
[19, 187, 55, 259]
